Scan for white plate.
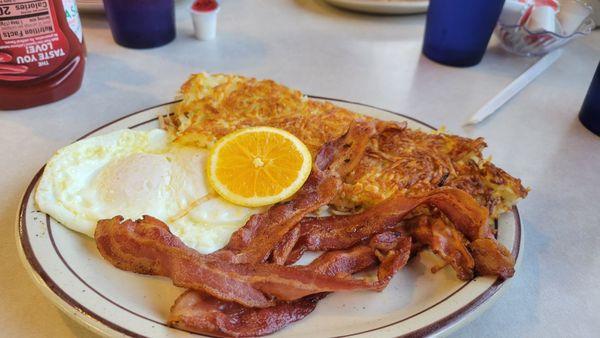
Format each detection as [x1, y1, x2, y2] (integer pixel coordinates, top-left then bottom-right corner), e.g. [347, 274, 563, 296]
[16, 97, 522, 337]
[324, 0, 429, 14]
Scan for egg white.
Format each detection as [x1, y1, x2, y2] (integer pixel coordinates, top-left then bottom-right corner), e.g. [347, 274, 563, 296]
[35, 128, 259, 254]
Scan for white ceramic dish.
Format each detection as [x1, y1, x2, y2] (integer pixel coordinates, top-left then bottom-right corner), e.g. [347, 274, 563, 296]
[16, 97, 522, 337]
[324, 0, 429, 14]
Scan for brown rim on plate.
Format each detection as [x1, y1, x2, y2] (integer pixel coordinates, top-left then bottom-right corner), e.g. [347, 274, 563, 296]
[17, 98, 521, 337]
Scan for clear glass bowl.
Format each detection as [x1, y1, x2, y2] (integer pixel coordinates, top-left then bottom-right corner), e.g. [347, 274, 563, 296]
[495, 0, 596, 56]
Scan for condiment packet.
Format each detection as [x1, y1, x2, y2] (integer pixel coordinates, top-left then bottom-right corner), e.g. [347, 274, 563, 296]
[499, 0, 534, 26]
[500, 0, 590, 36]
[190, 0, 220, 41]
[557, 0, 593, 35]
[527, 4, 558, 32]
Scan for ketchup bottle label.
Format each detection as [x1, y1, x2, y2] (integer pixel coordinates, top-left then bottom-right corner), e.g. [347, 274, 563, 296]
[0, 0, 71, 82]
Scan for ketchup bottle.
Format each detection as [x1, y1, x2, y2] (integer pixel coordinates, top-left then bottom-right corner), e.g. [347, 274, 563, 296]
[0, 0, 85, 110]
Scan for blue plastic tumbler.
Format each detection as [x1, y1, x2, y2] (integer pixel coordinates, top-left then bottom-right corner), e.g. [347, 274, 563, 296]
[103, 0, 176, 49]
[423, 0, 506, 67]
[579, 61, 600, 136]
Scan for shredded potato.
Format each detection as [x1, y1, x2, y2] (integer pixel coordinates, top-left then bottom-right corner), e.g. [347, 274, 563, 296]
[163, 73, 528, 219]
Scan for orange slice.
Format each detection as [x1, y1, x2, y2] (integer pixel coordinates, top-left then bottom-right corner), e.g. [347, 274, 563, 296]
[206, 127, 312, 207]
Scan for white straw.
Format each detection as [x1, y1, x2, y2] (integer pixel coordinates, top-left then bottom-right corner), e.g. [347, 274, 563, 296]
[465, 49, 563, 126]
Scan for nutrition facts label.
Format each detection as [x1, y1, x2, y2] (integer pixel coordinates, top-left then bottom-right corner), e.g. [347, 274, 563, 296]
[0, 0, 70, 80]
[0, 0, 56, 40]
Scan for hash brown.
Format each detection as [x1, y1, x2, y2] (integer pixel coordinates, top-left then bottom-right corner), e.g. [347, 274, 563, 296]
[162, 73, 528, 219]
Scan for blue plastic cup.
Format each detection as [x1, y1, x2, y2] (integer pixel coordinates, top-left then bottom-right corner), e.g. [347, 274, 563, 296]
[579, 61, 600, 136]
[103, 0, 176, 49]
[423, 0, 506, 67]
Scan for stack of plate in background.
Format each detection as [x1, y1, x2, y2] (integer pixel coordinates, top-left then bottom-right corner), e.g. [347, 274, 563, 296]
[324, 0, 429, 14]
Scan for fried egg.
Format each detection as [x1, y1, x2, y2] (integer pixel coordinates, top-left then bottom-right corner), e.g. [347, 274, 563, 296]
[35, 128, 260, 254]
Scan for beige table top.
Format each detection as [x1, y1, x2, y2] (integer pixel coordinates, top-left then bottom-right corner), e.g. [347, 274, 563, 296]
[1, 1, 599, 337]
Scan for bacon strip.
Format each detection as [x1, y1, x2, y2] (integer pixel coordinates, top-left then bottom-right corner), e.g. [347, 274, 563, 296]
[96, 216, 274, 308]
[408, 216, 474, 280]
[215, 121, 377, 264]
[470, 238, 515, 279]
[297, 187, 491, 252]
[95, 215, 409, 308]
[169, 291, 325, 338]
[313, 120, 380, 177]
[281, 187, 513, 280]
[168, 235, 408, 337]
[406, 215, 514, 280]
[270, 226, 302, 265]
[215, 169, 340, 264]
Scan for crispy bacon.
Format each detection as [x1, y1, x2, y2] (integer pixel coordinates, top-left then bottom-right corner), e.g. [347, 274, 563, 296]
[168, 236, 409, 337]
[169, 291, 325, 338]
[297, 187, 491, 252]
[408, 216, 474, 280]
[215, 169, 340, 264]
[95, 215, 410, 308]
[308, 246, 375, 276]
[275, 187, 514, 280]
[406, 216, 514, 280]
[96, 216, 275, 308]
[368, 232, 412, 281]
[270, 226, 301, 265]
[470, 238, 515, 279]
[313, 120, 380, 177]
[214, 121, 377, 265]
